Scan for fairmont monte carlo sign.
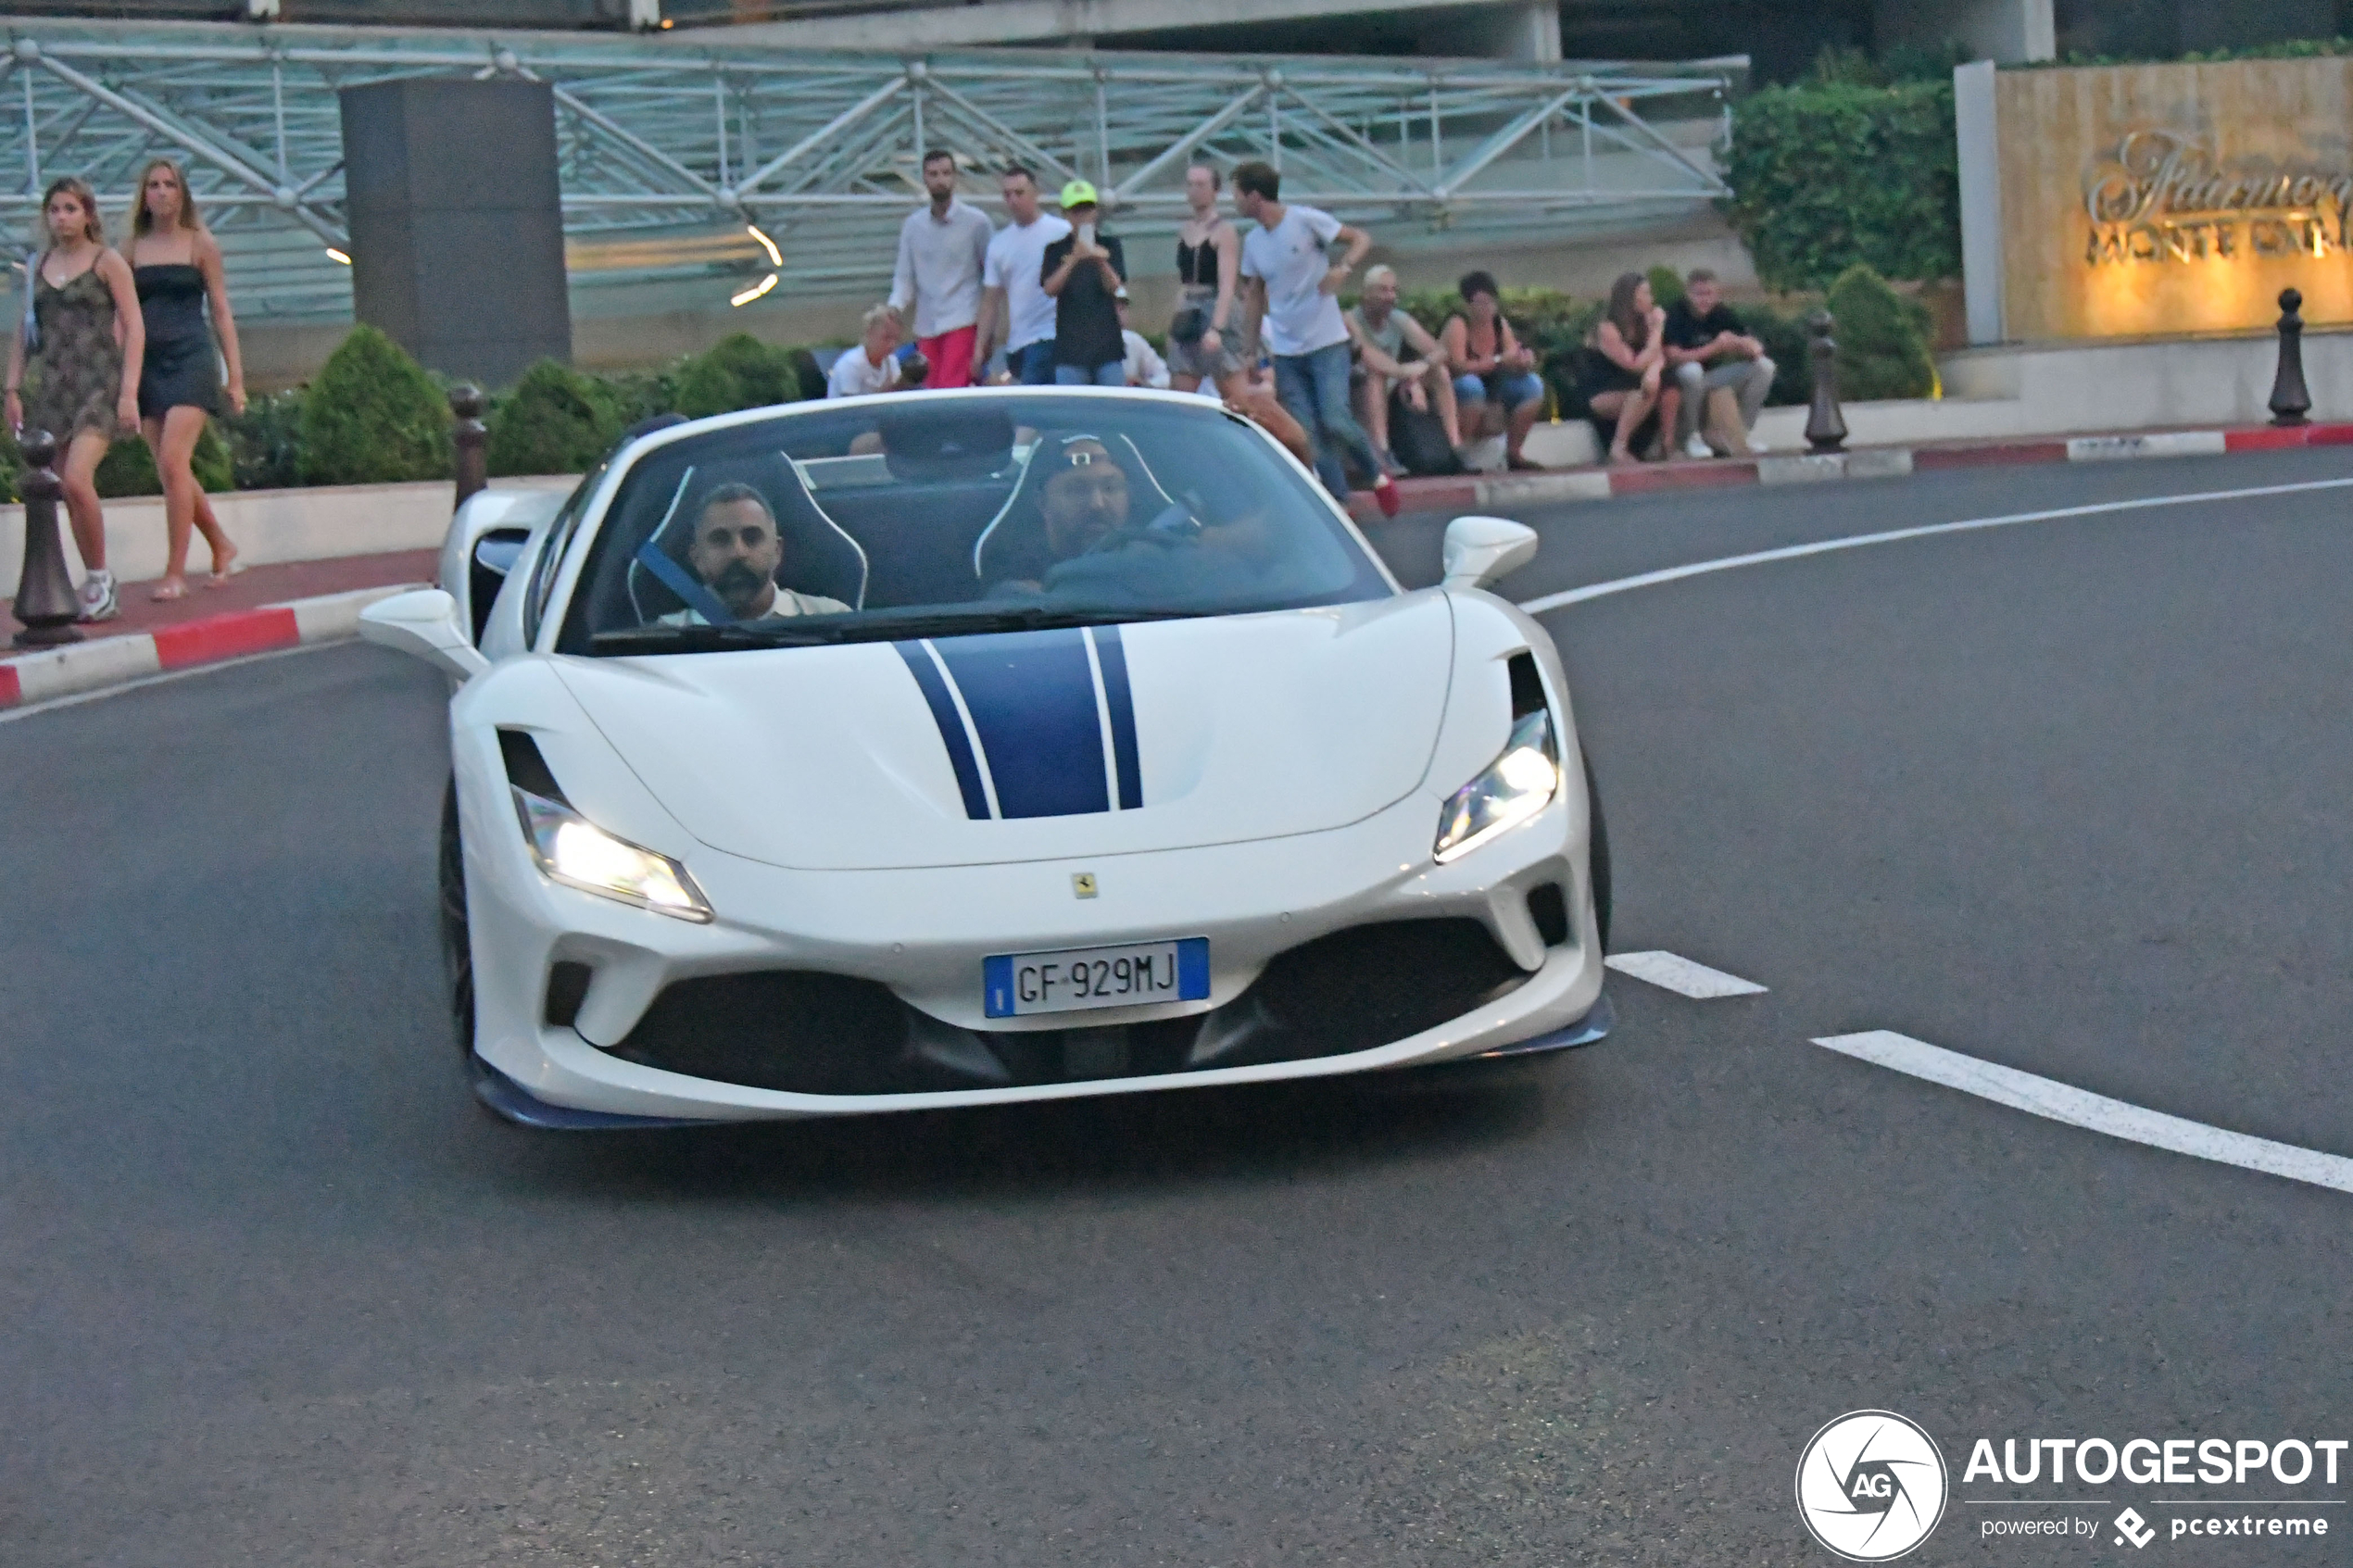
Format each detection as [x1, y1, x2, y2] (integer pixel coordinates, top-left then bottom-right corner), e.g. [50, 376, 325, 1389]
[2083, 129, 2353, 266]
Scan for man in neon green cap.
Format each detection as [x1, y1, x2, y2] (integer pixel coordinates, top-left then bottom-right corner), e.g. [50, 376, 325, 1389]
[1040, 179, 1129, 386]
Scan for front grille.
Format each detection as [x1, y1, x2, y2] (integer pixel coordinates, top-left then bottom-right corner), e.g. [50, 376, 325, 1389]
[601, 918, 1530, 1096]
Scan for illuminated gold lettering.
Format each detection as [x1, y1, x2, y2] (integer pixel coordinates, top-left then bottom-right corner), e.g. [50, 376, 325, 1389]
[2251, 218, 2293, 255]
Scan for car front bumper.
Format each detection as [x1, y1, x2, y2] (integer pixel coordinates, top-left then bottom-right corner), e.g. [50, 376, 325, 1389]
[461, 767, 1606, 1123]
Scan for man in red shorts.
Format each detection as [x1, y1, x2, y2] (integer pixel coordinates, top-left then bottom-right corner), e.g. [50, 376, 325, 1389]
[888, 148, 994, 389]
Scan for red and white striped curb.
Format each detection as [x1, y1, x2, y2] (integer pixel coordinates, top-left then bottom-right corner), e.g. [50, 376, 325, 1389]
[1353, 420, 2353, 520]
[0, 582, 425, 711]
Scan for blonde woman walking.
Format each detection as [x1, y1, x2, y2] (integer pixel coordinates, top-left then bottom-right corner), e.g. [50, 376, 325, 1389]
[125, 158, 242, 599]
[5, 176, 143, 621]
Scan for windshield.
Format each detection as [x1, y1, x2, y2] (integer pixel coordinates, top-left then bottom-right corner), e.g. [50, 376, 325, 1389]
[555, 393, 1393, 655]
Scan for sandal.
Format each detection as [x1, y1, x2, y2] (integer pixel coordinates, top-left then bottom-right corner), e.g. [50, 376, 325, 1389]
[205, 547, 244, 588]
[151, 578, 188, 602]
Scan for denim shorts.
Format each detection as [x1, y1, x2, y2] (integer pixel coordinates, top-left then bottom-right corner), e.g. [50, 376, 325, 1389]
[1453, 370, 1546, 411]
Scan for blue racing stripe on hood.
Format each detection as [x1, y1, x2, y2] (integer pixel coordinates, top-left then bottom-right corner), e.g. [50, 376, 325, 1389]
[1092, 624, 1144, 810]
[894, 640, 992, 820]
[932, 628, 1110, 819]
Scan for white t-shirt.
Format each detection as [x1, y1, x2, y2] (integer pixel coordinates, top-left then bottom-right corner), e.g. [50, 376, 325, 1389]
[1121, 329, 1170, 390]
[983, 213, 1073, 353]
[656, 587, 852, 627]
[826, 346, 900, 399]
[1240, 204, 1349, 358]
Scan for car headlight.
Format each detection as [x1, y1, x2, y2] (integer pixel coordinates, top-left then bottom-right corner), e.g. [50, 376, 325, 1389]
[1433, 709, 1560, 863]
[511, 786, 712, 922]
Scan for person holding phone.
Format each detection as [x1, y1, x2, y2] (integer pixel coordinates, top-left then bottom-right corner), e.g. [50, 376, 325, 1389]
[1039, 181, 1127, 387]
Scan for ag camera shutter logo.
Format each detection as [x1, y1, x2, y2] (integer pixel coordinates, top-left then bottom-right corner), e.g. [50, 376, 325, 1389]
[1796, 1411, 1949, 1561]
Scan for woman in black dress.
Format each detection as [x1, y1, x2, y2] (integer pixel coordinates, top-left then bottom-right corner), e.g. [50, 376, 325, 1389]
[125, 158, 243, 600]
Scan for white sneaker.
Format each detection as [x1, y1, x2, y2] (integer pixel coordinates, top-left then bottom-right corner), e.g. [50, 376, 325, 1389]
[1745, 433, 1772, 455]
[79, 570, 119, 623]
[1682, 433, 1713, 459]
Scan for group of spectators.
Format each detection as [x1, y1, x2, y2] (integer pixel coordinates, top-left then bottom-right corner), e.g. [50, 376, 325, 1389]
[828, 147, 1784, 497]
[829, 152, 1404, 514]
[6, 163, 248, 621]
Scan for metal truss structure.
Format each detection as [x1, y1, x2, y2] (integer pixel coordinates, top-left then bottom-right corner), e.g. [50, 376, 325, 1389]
[2, 18, 1740, 324]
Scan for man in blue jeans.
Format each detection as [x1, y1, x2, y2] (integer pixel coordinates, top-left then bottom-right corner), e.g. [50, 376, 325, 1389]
[1231, 161, 1400, 517]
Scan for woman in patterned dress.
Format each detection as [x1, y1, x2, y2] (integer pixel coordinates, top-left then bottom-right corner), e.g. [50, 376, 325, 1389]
[5, 176, 145, 621]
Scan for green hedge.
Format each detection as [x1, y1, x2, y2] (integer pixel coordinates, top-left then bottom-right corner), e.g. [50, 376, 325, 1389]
[1722, 79, 1960, 292]
[297, 325, 450, 485]
[486, 359, 623, 478]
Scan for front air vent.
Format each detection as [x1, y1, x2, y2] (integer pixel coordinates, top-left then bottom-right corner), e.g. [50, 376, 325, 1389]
[1507, 650, 1547, 719]
[1526, 883, 1570, 947]
[545, 961, 593, 1028]
[497, 729, 567, 802]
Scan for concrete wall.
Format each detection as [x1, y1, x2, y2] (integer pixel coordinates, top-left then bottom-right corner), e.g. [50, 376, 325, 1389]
[242, 208, 1763, 384]
[0, 476, 573, 599]
[690, 0, 1563, 60]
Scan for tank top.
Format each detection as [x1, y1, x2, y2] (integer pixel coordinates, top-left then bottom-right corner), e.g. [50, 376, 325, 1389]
[134, 263, 210, 351]
[1176, 231, 1219, 288]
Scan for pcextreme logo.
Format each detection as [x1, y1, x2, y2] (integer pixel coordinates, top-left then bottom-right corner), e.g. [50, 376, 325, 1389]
[1796, 1410, 1951, 1562]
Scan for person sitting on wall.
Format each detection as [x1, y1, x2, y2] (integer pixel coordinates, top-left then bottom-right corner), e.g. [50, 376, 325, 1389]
[1664, 268, 1774, 458]
[825, 303, 929, 398]
[1581, 270, 1677, 465]
[1441, 270, 1547, 471]
[654, 483, 851, 625]
[1346, 264, 1459, 475]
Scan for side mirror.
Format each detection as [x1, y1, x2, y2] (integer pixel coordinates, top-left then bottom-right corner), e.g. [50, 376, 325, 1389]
[359, 588, 491, 683]
[1441, 515, 1540, 591]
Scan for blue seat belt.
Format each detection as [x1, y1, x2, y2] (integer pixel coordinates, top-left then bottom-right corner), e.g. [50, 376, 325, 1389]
[634, 541, 737, 627]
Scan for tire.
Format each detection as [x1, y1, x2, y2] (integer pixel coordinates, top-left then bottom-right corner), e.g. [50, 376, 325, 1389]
[438, 777, 478, 1054]
[1583, 753, 1611, 954]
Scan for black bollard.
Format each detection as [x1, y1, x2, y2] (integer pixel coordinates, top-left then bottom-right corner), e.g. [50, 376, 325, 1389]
[1804, 309, 1848, 455]
[11, 428, 83, 649]
[2268, 287, 2311, 428]
[450, 383, 487, 509]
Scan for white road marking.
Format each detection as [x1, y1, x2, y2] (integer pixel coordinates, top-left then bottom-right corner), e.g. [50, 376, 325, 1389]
[1814, 1030, 2353, 1197]
[1515, 474, 2353, 616]
[1605, 950, 1768, 998]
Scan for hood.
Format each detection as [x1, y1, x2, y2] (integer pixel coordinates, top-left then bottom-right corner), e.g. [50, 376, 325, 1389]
[556, 594, 1454, 871]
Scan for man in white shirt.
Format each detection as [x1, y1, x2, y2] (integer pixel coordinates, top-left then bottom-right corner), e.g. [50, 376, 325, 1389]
[825, 304, 925, 398]
[888, 148, 994, 389]
[975, 165, 1072, 386]
[1115, 290, 1170, 389]
[652, 484, 852, 626]
[1231, 160, 1397, 516]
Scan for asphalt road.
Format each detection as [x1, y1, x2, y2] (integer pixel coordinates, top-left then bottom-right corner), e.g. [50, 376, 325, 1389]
[6, 447, 2351, 1566]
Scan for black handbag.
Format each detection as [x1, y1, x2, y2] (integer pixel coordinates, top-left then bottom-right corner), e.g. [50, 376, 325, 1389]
[1167, 300, 1209, 344]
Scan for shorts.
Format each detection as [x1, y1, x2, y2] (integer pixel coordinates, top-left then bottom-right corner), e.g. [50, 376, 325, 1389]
[1010, 340, 1057, 386]
[1054, 361, 1126, 387]
[1166, 333, 1243, 384]
[1453, 370, 1546, 411]
[917, 324, 979, 389]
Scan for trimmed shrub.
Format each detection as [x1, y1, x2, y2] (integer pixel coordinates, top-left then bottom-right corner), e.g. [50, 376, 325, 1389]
[1722, 80, 1959, 292]
[486, 358, 623, 477]
[94, 424, 235, 498]
[671, 333, 824, 419]
[221, 388, 307, 492]
[1826, 265, 1936, 401]
[670, 352, 749, 420]
[297, 325, 449, 485]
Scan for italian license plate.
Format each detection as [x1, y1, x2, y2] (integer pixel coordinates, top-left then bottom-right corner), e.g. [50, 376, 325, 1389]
[983, 937, 1210, 1019]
